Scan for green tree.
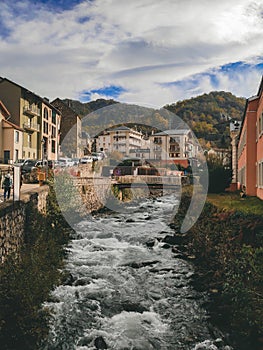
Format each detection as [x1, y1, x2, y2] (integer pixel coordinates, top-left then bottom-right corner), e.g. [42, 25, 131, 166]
[206, 154, 232, 193]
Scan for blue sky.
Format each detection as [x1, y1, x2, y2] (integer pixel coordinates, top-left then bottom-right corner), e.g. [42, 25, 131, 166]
[0, 0, 263, 107]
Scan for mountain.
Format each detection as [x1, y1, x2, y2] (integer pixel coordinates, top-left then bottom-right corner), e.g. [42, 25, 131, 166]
[63, 98, 171, 137]
[164, 91, 246, 148]
[63, 91, 246, 148]
[63, 98, 118, 117]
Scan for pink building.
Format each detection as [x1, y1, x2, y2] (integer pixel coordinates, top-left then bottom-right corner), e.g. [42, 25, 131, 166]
[237, 76, 263, 199]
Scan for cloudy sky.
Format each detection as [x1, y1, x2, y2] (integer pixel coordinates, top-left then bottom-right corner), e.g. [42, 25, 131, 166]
[0, 0, 263, 107]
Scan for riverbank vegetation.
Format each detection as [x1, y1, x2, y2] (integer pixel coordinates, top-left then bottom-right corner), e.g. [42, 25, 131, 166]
[174, 191, 263, 350]
[0, 185, 73, 350]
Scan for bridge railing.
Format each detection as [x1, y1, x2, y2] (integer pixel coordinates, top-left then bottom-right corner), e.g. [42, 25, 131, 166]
[115, 175, 182, 186]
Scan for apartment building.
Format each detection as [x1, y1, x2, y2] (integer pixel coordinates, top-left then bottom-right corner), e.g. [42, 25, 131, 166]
[149, 129, 198, 167]
[237, 76, 263, 199]
[0, 100, 23, 164]
[41, 99, 61, 161]
[0, 77, 61, 162]
[96, 126, 150, 158]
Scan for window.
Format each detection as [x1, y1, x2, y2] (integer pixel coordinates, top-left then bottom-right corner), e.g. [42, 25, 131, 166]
[169, 144, 180, 152]
[258, 161, 263, 187]
[43, 121, 48, 134]
[52, 140, 56, 153]
[169, 152, 180, 158]
[52, 126, 56, 138]
[154, 137, 162, 144]
[52, 110, 56, 124]
[28, 134, 32, 148]
[15, 131, 19, 143]
[44, 107, 49, 120]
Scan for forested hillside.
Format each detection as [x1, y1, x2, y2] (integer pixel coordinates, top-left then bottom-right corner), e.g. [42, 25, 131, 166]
[164, 91, 246, 148]
[63, 91, 246, 148]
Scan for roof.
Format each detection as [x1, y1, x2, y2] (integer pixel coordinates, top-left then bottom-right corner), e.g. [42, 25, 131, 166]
[0, 77, 61, 114]
[109, 126, 132, 132]
[257, 75, 263, 97]
[0, 100, 10, 117]
[152, 129, 190, 136]
[2, 119, 23, 131]
[237, 75, 263, 143]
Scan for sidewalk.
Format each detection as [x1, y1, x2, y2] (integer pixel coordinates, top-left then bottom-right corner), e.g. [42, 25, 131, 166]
[0, 182, 44, 203]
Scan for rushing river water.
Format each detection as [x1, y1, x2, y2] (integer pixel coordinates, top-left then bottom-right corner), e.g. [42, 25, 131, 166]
[42, 195, 232, 350]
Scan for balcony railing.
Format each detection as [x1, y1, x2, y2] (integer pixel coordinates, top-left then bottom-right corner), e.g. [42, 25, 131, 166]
[23, 105, 41, 117]
[23, 122, 40, 132]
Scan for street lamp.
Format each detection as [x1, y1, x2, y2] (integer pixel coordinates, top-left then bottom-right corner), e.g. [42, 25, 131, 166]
[41, 138, 45, 166]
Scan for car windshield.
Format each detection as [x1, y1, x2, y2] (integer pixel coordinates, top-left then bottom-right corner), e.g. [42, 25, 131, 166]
[14, 159, 25, 164]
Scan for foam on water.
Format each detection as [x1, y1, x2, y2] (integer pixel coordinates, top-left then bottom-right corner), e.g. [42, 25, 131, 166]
[42, 195, 232, 350]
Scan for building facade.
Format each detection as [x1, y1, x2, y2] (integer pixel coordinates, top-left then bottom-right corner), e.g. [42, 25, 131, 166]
[149, 129, 198, 167]
[0, 77, 61, 162]
[0, 100, 23, 164]
[237, 76, 263, 199]
[96, 126, 150, 158]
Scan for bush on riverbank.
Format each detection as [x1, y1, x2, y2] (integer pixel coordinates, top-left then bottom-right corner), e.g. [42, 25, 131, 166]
[0, 185, 73, 350]
[174, 193, 263, 350]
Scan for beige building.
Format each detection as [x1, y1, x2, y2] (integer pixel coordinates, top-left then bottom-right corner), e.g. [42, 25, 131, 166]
[96, 126, 150, 158]
[149, 129, 199, 167]
[0, 77, 61, 161]
[41, 99, 61, 161]
[0, 100, 23, 164]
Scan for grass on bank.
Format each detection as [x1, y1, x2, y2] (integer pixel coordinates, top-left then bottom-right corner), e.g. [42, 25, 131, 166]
[179, 187, 263, 350]
[207, 192, 263, 216]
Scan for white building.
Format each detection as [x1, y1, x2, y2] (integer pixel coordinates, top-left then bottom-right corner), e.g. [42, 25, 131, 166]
[149, 129, 199, 166]
[96, 126, 150, 158]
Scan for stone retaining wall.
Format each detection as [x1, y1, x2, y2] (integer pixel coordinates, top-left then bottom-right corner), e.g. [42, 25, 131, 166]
[0, 186, 49, 263]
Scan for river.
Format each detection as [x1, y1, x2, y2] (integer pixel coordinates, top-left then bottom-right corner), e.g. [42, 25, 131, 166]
[42, 194, 232, 350]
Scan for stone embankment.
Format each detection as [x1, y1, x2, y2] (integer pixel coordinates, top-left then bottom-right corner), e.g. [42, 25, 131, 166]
[0, 174, 110, 264]
[0, 185, 49, 263]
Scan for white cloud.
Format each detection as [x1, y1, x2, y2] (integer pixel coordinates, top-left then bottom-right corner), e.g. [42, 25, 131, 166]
[0, 0, 263, 106]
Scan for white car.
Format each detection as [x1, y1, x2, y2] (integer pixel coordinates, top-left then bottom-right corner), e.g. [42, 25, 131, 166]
[57, 158, 75, 167]
[80, 156, 93, 164]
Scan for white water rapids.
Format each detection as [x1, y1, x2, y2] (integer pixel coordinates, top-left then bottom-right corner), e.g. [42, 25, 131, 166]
[42, 195, 232, 350]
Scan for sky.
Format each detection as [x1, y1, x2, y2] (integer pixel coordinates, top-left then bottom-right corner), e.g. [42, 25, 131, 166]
[1, 0, 263, 107]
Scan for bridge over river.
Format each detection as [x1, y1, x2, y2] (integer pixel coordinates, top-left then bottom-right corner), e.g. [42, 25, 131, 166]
[71, 174, 185, 189]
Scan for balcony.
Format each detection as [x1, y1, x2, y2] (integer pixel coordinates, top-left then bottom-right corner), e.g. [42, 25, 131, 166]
[23, 105, 41, 117]
[23, 122, 40, 132]
[169, 137, 180, 144]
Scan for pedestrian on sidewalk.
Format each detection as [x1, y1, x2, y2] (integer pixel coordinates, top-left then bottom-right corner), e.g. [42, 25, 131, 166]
[2, 173, 12, 201]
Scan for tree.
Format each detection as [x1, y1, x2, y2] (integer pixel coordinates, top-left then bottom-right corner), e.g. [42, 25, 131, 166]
[206, 154, 232, 193]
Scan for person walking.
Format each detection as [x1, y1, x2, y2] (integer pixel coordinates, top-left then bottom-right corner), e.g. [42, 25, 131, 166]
[2, 173, 12, 201]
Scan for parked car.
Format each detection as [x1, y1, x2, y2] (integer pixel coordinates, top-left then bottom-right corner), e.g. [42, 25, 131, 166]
[71, 158, 80, 165]
[35, 160, 54, 169]
[14, 159, 38, 174]
[57, 158, 75, 167]
[79, 156, 93, 164]
[91, 153, 99, 161]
